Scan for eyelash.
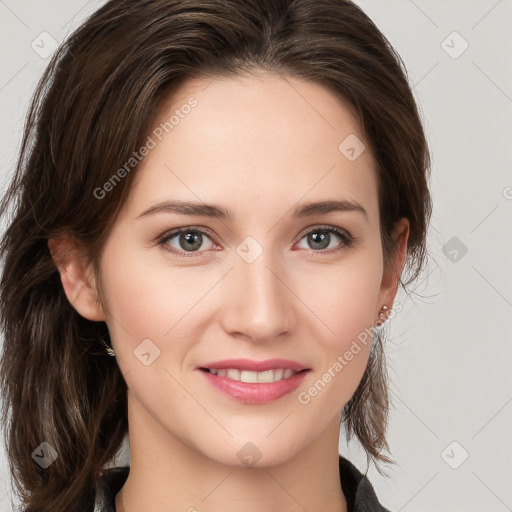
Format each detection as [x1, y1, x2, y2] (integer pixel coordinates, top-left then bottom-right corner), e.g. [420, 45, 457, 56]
[156, 225, 356, 258]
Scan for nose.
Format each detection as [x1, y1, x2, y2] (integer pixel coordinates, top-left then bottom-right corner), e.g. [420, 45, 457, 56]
[220, 251, 296, 343]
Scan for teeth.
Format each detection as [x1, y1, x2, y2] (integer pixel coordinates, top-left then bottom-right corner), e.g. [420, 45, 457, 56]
[283, 369, 294, 379]
[256, 370, 275, 383]
[226, 369, 240, 380]
[208, 368, 298, 383]
[240, 370, 258, 383]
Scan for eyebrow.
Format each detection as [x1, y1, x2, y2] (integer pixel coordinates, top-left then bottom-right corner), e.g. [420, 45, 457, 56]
[136, 199, 367, 220]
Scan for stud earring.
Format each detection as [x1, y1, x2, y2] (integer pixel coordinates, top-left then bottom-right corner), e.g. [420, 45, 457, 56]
[378, 304, 389, 320]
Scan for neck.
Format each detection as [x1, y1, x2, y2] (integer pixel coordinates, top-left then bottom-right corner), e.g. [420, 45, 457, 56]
[115, 390, 347, 512]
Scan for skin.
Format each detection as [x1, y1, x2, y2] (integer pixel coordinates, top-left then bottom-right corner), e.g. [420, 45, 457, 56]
[49, 71, 409, 512]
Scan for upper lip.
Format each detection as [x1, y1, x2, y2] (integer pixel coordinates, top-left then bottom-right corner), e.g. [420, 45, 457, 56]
[197, 358, 310, 372]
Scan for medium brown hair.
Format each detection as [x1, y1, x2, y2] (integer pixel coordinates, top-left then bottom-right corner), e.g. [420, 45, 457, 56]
[0, 0, 431, 510]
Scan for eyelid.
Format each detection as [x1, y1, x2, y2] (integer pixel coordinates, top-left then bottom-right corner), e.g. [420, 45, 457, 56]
[295, 223, 353, 242]
[155, 225, 216, 240]
[155, 226, 218, 251]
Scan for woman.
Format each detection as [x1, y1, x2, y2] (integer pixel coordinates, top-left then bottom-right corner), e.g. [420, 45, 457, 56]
[0, 0, 431, 511]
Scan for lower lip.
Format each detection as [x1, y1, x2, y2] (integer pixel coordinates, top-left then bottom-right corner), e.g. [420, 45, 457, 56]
[198, 369, 310, 404]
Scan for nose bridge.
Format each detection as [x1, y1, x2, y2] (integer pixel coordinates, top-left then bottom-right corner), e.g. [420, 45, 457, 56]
[224, 241, 294, 340]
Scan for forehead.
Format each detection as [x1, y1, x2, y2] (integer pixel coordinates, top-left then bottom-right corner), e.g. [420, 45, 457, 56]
[125, 72, 379, 222]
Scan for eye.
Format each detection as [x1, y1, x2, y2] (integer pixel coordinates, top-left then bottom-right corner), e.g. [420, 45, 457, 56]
[156, 225, 355, 258]
[157, 228, 216, 257]
[295, 225, 355, 253]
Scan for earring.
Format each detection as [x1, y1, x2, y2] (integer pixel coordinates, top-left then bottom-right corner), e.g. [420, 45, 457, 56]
[99, 337, 116, 357]
[378, 304, 389, 321]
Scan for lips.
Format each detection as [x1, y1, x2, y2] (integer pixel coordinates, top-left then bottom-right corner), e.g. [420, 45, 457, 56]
[197, 358, 311, 404]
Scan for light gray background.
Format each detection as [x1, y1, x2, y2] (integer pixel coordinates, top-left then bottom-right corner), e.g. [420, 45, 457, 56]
[1, 1, 511, 511]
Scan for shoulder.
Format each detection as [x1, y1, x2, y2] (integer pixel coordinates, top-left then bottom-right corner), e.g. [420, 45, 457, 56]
[94, 466, 130, 512]
[338, 455, 391, 512]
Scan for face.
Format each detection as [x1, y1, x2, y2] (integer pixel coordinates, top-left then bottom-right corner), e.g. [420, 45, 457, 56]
[79, 72, 405, 468]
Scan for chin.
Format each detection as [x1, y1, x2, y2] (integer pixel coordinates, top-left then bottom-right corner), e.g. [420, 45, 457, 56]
[197, 437, 301, 470]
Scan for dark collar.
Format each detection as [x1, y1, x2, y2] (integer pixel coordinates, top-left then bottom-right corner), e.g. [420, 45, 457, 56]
[338, 456, 391, 512]
[94, 456, 390, 511]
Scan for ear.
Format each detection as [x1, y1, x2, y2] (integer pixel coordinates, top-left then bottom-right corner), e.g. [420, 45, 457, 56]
[377, 217, 410, 313]
[48, 236, 106, 322]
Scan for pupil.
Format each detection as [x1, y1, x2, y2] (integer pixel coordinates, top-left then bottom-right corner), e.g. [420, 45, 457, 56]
[181, 232, 202, 251]
[309, 231, 329, 250]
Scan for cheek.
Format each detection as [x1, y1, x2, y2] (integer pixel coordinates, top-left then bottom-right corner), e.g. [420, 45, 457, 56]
[298, 297, 375, 420]
[98, 246, 218, 357]
[300, 248, 383, 342]
[297, 251, 382, 402]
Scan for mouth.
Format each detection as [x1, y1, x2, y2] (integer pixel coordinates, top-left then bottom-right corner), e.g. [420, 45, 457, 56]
[198, 367, 309, 383]
[197, 362, 311, 404]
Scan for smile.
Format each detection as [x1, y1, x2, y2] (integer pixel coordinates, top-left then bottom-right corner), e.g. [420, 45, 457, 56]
[198, 367, 310, 404]
[200, 368, 302, 383]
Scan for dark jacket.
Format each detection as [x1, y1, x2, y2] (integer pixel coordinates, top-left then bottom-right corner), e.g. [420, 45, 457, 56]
[94, 455, 391, 511]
